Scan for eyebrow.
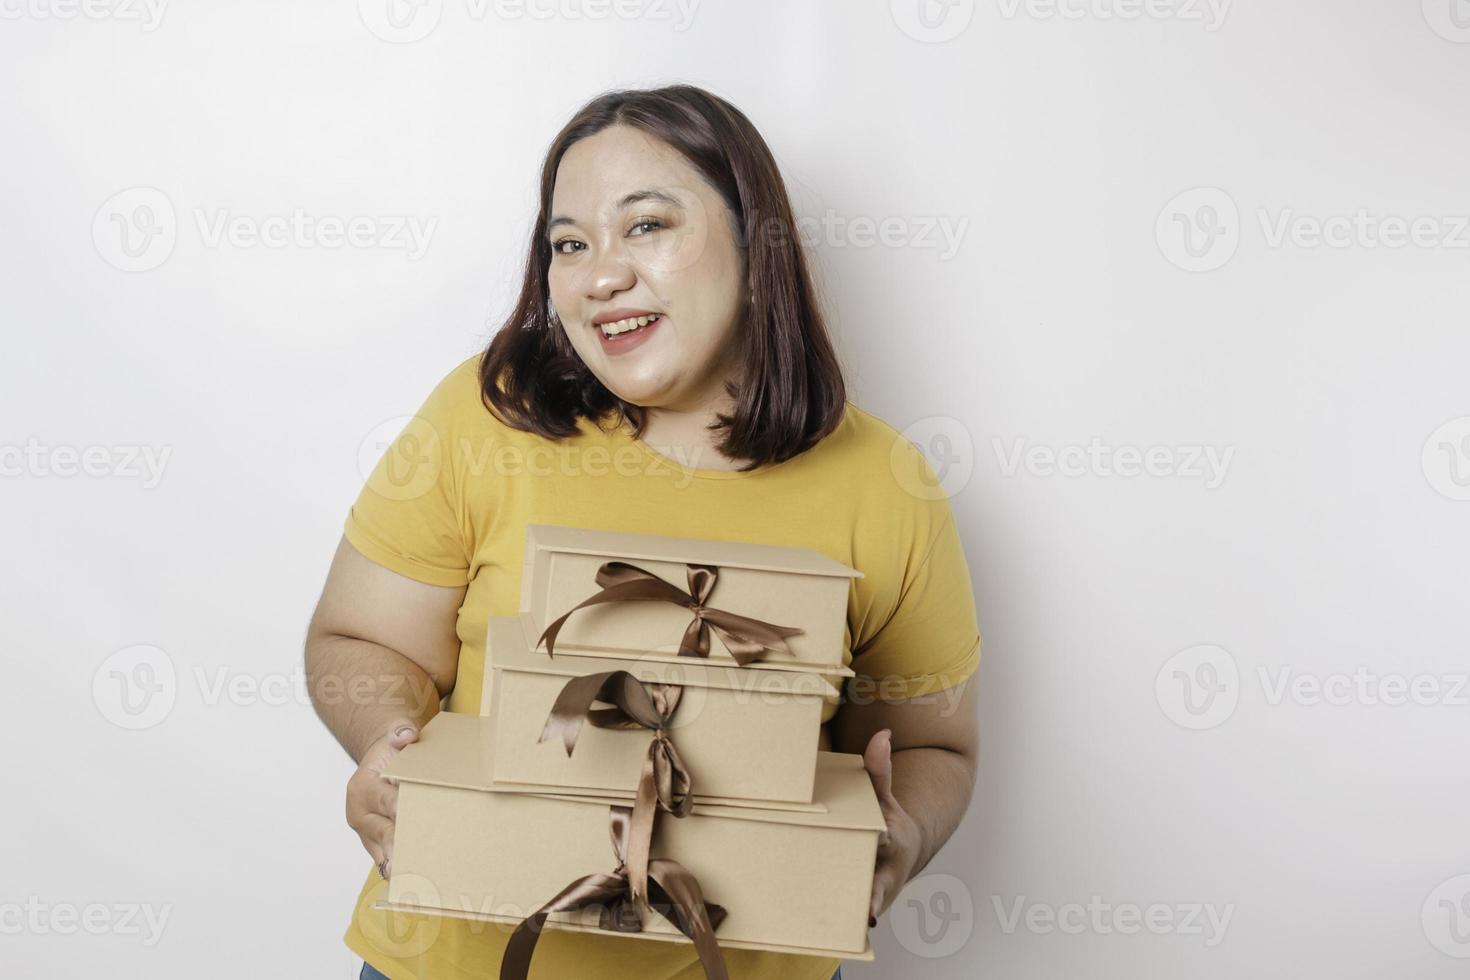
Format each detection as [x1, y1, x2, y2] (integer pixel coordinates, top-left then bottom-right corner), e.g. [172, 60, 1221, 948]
[547, 189, 683, 231]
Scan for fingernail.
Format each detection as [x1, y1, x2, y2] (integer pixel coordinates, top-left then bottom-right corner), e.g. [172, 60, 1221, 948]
[394, 726, 414, 738]
[868, 914, 877, 928]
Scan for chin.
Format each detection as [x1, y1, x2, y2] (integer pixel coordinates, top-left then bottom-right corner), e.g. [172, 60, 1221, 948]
[601, 370, 681, 407]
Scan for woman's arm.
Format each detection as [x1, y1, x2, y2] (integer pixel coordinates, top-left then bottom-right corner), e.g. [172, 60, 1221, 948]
[304, 536, 466, 874]
[831, 676, 980, 922]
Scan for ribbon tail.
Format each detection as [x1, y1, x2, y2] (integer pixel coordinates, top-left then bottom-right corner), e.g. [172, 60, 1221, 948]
[500, 909, 551, 980]
[627, 728, 695, 904]
[539, 672, 664, 756]
[538, 672, 610, 755]
[703, 611, 805, 666]
[499, 872, 629, 980]
[645, 861, 730, 980]
[625, 749, 659, 905]
[539, 563, 699, 657]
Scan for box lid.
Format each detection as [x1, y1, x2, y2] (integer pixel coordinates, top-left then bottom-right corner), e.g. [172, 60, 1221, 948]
[489, 615, 841, 699]
[386, 712, 886, 834]
[370, 899, 874, 961]
[516, 612, 857, 679]
[527, 524, 864, 580]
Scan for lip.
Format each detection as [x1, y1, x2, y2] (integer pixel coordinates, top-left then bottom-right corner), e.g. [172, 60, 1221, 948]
[591, 307, 661, 326]
[596, 313, 663, 355]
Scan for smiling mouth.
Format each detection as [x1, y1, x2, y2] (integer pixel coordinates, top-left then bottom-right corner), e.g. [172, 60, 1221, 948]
[597, 313, 663, 338]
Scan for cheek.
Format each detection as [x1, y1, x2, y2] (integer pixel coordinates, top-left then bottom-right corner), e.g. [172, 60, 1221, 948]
[560, 318, 595, 362]
[547, 274, 587, 347]
[686, 235, 744, 316]
[681, 272, 743, 343]
[546, 268, 572, 313]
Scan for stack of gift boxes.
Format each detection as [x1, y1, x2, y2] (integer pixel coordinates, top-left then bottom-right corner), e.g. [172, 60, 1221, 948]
[379, 524, 886, 975]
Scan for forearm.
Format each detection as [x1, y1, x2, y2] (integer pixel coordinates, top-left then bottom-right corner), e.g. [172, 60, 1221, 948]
[888, 746, 977, 875]
[305, 632, 443, 763]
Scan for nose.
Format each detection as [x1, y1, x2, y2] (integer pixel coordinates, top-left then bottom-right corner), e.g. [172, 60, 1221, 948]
[583, 240, 638, 303]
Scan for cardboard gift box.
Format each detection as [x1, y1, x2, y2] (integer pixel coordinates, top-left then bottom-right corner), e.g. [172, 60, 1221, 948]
[518, 524, 862, 675]
[483, 614, 835, 809]
[377, 711, 884, 960]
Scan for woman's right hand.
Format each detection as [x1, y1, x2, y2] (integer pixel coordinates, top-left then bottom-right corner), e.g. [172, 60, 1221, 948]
[309, 537, 464, 878]
[347, 720, 421, 880]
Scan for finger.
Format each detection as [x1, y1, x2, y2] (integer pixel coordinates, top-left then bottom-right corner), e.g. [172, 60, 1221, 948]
[362, 722, 420, 775]
[870, 862, 904, 922]
[862, 729, 895, 802]
[347, 768, 388, 817]
[357, 812, 397, 869]
[378, 778, 399, 820]
[869, 872, 888, 926]
[356, 819, 387, 869]
[387, 721, 420, 749]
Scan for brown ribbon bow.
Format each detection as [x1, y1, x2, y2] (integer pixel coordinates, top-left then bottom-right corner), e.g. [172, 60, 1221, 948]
[500, 806, 729, 980]
[539, 670, 692, 903]
[536, 560, 804, 666]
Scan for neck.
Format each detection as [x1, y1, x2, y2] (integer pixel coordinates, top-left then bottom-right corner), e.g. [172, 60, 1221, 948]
[636, 391, 746, 472]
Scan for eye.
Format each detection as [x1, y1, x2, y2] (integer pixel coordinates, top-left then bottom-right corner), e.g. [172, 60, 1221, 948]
[550, 217, 664, 256]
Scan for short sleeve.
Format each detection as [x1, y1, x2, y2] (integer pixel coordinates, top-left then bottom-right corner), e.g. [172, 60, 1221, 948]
[342, 363, 474, 587]
[847, 503, 983, 702]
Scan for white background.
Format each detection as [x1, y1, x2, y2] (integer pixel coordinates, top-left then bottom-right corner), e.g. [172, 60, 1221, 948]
[3, 1, 1468, 977]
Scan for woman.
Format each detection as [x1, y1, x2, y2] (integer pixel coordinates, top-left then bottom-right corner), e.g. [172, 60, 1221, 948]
[306, 83, 982, 980]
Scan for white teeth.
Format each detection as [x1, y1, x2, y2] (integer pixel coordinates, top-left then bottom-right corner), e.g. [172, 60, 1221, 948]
[599, 314, 659, 336]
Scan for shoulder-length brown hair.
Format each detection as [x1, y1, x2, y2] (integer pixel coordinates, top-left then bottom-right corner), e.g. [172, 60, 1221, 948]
[478, 84, 847, 472]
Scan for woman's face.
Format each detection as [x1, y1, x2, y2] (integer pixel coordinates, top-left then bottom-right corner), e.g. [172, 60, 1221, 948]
[546, 124, 747, 414]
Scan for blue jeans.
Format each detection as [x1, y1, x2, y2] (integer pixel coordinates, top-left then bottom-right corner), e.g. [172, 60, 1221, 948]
[361, 961, 842, 979]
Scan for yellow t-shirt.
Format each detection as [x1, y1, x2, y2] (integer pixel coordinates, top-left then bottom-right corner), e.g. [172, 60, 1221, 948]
[340, 352, 982, 980]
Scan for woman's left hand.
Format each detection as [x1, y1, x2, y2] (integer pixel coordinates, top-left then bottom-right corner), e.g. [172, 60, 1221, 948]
[862, 728, 924, 925]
